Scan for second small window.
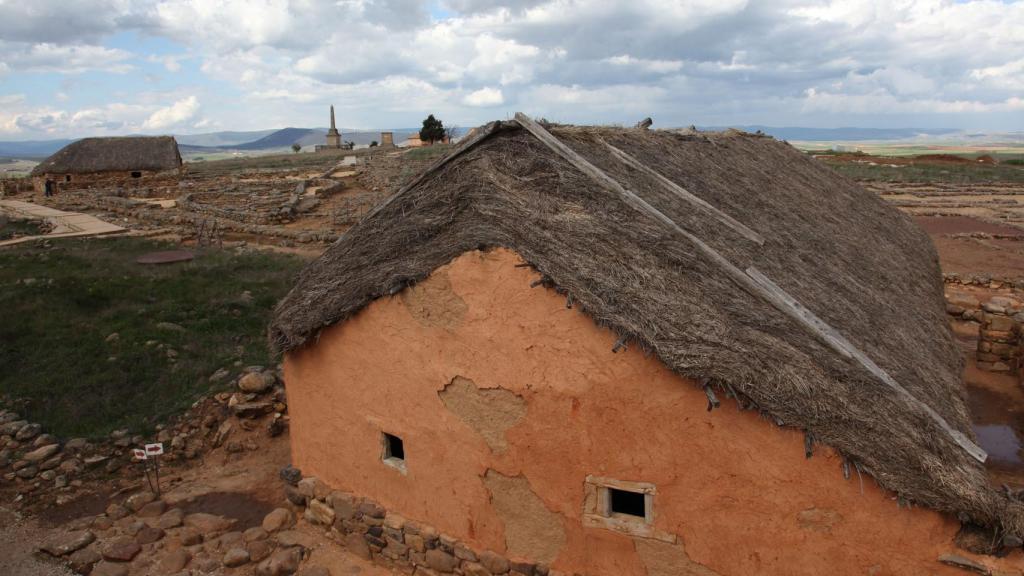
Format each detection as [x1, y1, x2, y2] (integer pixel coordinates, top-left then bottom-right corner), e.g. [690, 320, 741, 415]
[381, 432, 406, 473]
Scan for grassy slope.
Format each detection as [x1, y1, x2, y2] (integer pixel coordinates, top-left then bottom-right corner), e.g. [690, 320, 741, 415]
[0, 237, 305, 438]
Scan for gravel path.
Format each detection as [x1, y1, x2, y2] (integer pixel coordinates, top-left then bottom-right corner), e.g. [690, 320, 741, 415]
[0, 506, 74, 576]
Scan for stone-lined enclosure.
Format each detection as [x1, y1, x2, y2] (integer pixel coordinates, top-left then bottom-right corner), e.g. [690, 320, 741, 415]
[284, 249, 1019, 576]
[945, 275, 1024, 379]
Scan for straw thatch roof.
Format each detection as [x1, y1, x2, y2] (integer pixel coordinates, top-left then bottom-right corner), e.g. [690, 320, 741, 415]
[31, 136, 182, 176]
[270, 116, 1024, 540]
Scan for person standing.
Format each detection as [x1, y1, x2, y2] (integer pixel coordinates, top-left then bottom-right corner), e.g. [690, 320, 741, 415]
[44, 178, 54, 198]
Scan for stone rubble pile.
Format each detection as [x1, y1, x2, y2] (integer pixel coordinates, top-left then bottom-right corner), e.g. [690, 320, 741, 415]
[37, 489, 330, 576]
[279, 468, 564, 576]
[0, 365, 289, 505]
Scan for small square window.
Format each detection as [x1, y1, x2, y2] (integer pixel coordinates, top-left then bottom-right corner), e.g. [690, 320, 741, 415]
[381, 432, 406, 473]
[583, 476, 673, 542]
[609, 487, 646, 518]
[384, 433, 404, 460]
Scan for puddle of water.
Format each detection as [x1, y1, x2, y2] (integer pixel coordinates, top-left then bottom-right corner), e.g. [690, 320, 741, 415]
[965, 384, 1024, 473]
[972, 424, 1023, 464]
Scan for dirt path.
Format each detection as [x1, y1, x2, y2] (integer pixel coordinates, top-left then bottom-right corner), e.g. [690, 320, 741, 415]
[0, 506, 74, 576]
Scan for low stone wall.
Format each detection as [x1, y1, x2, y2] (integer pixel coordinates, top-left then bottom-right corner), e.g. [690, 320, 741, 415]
[944, 272, 1024, 291]
[281, 472, 559, 576]
[944, 286, 1024, 376]
[90, 195, 339, 244]
[977, 311, 1020, 372]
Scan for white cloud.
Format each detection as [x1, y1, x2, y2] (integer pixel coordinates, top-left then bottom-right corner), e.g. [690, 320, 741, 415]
[142, 96, 200, 130]
[604, 55, 683, 74]
[970, 59, 1024, 91]
[463, 87, 504, 106]
[2, 0, 1024, 135]
[148, 54, 188, 72]
[1, 42, 133, 74]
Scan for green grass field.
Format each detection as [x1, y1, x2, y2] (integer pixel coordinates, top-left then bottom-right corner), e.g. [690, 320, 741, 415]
[0, 218, 41, 240]
[0, 237, 305, 438]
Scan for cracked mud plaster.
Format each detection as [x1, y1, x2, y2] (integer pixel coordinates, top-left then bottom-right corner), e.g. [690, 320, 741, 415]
[483, 469, 566, 563]
[440, 376, 527, 452]
[400, 269, 467, 329]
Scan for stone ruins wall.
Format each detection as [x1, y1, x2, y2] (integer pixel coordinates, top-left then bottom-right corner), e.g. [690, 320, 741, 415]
[944, 277, 1024, 378]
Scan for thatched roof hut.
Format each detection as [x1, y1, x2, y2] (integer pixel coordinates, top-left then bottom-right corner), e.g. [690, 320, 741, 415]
[270, 114, 1023, 539]
[30, 136, 182, 176]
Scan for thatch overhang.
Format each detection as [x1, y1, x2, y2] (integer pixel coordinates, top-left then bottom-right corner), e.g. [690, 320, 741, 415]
[30, 136, 182, 176]
[270, 115, 1024, 540]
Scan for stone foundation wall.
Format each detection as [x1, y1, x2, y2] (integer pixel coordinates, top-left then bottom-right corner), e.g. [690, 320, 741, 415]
[32, 170, 181, 194]
[943, 281, 1024, 376]
[282, 471, 559, 576]
[977, 311, 1020, 372]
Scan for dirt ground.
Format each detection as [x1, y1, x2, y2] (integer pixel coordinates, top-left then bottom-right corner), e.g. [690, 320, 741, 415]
[0, 422, 400, 576]
[0, 507, 74, 576]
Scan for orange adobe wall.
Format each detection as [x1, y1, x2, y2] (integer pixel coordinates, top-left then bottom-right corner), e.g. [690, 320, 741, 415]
[285, 248, 1023, 576]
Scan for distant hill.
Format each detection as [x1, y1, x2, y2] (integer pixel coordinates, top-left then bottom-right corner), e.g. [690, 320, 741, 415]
[174, 129, 278, 147]
[702, 126, 959, 142]
[233, 128, 319, 150]
[0, 139, 74, 159]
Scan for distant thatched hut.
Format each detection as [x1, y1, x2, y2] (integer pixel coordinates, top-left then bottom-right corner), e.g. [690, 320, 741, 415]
[270, 114, 1024, 575]
[30, 136, 182, 192]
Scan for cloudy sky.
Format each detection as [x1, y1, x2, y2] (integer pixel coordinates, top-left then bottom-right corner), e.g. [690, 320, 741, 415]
[0, 0, 1022, 139]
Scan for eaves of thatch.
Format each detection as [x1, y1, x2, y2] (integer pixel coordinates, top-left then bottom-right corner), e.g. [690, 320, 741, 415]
[30, 136, 182, 176]
[269, 114, 1024, 540]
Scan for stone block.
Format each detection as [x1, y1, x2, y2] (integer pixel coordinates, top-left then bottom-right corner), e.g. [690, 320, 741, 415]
[345, 532, 371, 560]
[305, 499, 336, 527]
[328, 491, 357, 521]
[986, 314, 1018, 332]
[405, 534, 425, 553]
[454, 543, 477, 562]
[358, 500, 386, 518]
[425, 549, 459, 573]
[382, 537, 409, 560]
[297, 477, 319, 499]
[463, 562, 491, 576]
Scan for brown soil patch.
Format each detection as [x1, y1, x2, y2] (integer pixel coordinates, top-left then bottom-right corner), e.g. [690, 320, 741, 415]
[932, 236, 1024, 278]
[176, 491, 276, 530]
[914, 216, 1024, 237]
[916, 154, 973, 164]
[36, 489, 112, 528]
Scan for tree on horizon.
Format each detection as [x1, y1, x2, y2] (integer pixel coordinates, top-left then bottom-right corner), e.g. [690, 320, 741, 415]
[419, 114, 445, 145]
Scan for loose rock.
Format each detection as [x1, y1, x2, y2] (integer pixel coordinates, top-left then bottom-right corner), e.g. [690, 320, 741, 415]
[159, 549, 192, 573]
[255, 546, 303, 576]
[39, 530, 95, 556]
[101, 538, 141, 562]
[91, 560, 130, 576]
[68, 547, 103, 574]
[262, 508, 295, 533]
[223, 547, 251, 567]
